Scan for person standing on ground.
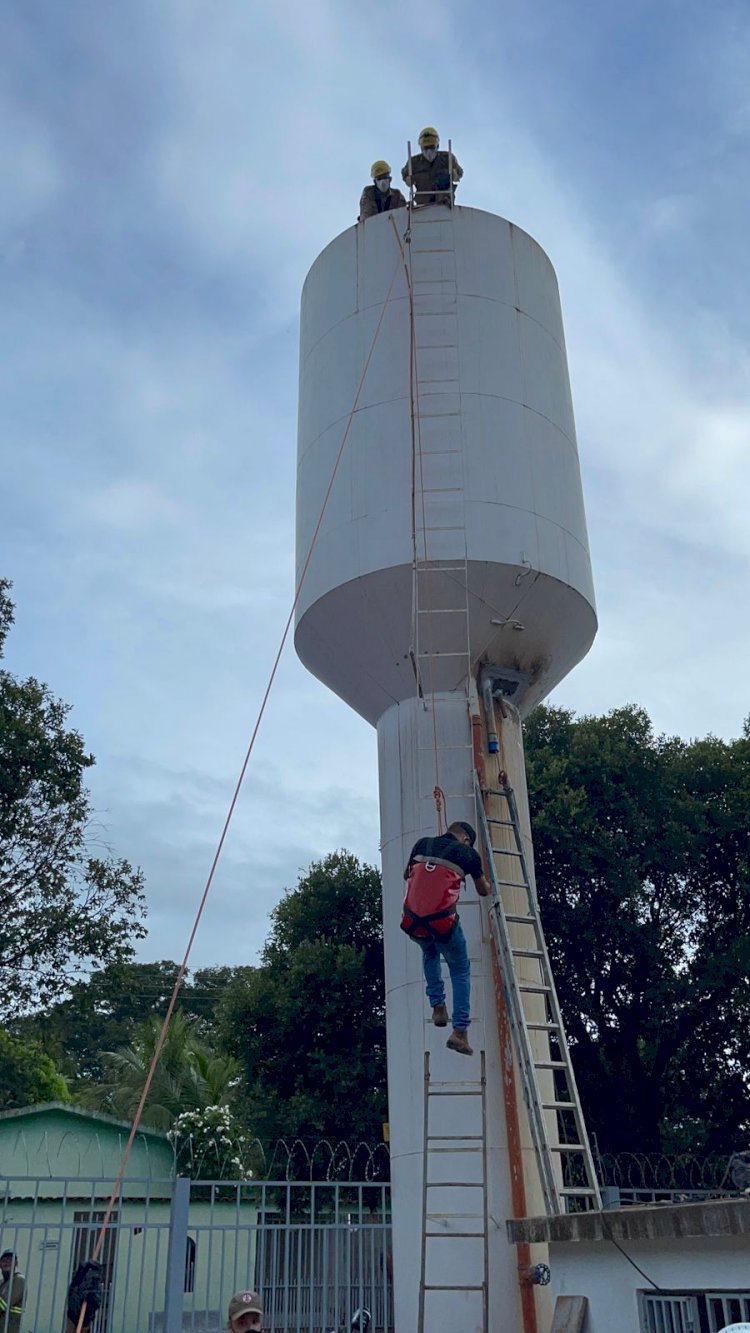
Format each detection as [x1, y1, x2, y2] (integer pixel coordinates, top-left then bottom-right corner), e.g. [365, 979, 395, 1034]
[0, 1251, 25, 1333]
[65, 1260, 103, 1333]
[402, 820, 490, 1056]
[227, 1290, 264, 1332]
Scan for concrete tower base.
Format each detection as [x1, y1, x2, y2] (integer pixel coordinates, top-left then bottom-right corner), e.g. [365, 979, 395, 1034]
[378, 693, 551, 1332]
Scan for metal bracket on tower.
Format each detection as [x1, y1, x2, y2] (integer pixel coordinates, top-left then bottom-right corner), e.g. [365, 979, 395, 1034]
[479, 667, 530, 752]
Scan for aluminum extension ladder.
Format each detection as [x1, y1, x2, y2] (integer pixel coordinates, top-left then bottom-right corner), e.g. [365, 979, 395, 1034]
[418, 1050, 489, 1333]
[474, 771, 602, 1214]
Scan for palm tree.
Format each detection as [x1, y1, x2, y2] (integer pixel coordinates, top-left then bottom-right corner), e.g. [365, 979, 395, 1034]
[81, 1008, 241, 1129]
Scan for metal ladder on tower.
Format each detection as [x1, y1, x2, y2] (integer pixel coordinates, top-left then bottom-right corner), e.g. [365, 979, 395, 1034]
[403, 204, 477, 807]
[405, 203, 473, 707]
[418, 1050, 489, 1333]
[474, 770, 602, 1215]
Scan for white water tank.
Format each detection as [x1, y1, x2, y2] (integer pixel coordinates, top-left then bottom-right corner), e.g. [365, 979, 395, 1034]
[295, 205, 595, 721]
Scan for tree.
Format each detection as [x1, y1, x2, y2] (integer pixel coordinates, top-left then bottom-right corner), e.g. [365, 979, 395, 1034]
[0, 1026, 70, 1108]
[218, 852, 387, 1145]
[83, 1007, 242, 1130]
[0, 579, 146, 1012]
[524, 703, 750, 1156]
[168, 1104, 253, 1180]
[14, 959, 234, 1084]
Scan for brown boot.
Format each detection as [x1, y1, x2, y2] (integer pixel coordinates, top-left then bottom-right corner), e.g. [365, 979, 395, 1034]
[447, 1029, 473, 1056]
[432, 1003, 449, 1027]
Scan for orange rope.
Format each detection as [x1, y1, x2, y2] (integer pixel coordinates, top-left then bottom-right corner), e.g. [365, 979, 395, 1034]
[74, 248, 407, 1327]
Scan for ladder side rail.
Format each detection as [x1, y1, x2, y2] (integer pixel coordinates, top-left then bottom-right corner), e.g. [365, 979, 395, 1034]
[480, 1049, 489, 1332]
[499, 780, 602, 1209]
[474, 777, 561, 1214]
[418, 1050, 430, 1333]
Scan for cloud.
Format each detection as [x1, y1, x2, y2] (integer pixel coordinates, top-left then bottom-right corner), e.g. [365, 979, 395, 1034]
[1, 0, 748, 976]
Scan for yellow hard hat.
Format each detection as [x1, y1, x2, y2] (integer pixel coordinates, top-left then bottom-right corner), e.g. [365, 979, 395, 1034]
[370, 159, 391, 178]
[418, 126, 439, 145]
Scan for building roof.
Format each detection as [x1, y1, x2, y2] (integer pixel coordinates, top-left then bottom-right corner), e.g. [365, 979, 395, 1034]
[506, 1198, 750, 1245]
[0, 1102, 169, 1140]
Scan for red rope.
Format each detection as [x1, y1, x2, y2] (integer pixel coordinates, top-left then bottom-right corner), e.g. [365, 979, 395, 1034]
[74, 248, 406, 1329]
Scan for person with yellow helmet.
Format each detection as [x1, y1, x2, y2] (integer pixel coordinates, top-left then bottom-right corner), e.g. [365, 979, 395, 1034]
[402, 127, 463, 206]
[359, 160, 407, 221]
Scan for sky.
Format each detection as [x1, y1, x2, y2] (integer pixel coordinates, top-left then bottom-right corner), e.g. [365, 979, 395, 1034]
[1, 0, 749, 974]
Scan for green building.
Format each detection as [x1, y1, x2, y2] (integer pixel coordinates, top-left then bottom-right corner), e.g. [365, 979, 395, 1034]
[0, 1104, 258, 1333]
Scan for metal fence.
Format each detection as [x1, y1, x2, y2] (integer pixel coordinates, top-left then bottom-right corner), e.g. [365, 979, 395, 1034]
[0, 1178, 392, 1333]
[596, 1151, 744, 1209]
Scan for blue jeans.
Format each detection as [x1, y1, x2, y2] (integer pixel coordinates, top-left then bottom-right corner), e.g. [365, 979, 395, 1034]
[416, 919, 471, 1031]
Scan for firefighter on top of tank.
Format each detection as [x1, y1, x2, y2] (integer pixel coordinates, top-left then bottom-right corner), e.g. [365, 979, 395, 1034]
[402, 822, 490, 1056]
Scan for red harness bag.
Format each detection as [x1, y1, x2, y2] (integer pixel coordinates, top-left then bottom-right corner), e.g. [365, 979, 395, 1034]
[401, 855, 464, 940]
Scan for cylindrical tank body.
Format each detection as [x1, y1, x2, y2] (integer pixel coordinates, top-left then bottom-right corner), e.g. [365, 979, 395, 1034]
[295, 206, 596, 1333]
[296, 206, 596, 724]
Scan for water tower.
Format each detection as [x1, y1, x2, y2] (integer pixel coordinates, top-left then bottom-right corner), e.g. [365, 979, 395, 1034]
[295, 202, 597, 1333]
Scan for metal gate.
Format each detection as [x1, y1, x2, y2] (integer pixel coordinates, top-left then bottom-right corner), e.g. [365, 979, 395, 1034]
[0, 1177, 393, 1333]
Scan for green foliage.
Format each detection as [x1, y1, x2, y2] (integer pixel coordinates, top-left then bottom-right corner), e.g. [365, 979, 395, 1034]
[0, 1025, 70, 1108]
[524, 703, 750, 1155]
[0, 580, 146, 1012]
[218, 852, 386, 1144]
[168, 1104, 253, 1180]
[15, 959, 233, 1083]
[82, 1007, 242, 1130]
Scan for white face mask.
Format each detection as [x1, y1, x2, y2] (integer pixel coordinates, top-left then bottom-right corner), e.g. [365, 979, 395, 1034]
[375, 177, 391, 192]
[423, 147, 437, 162]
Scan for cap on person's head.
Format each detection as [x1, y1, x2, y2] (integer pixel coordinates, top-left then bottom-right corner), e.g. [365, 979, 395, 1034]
[450, 820, 477, 846]
[0, 1250, 15, 1260]
[370, 159, 391, 180]
[228, 1291, 263, 1324]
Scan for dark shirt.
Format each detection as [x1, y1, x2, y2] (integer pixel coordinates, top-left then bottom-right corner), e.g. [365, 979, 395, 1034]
[405, 834, 483, 883]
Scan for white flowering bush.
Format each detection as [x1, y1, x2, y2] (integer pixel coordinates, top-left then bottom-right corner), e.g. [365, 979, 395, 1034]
[167, 1104, 253, 1181]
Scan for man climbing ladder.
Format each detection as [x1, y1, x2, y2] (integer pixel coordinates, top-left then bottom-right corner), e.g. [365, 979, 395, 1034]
[402, 821, 490, 1055]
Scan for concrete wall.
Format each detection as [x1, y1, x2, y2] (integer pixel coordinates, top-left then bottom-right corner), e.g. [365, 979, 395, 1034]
[550, 1235, 750, 1332]
[0, 1107, 174, 1180]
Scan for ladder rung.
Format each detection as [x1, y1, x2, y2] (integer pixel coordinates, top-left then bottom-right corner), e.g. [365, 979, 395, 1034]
[551, 1143, 586, 1153]
[491, 846, 523, 858]
[425, 1231, 484, 1238]
[542, 1101, 577, 1111]
[426, 1148, 483, 1156]
[503, 911, 536, 922]
[427, 1134, 483, 1142]
[423, 1285, 485, 1292]
[426, 1212, 483, 1220]
[520, 983, 551, 994]
[487, 817, 514, 826]
[428, 1089, 483, 1097]
[534, 1059, 568, 1069]
[511, 948, 544, 959]
[426, 1180, 484, 1187]
[560, 1187, 599, 1197]
[527, 1022, 561, 1032]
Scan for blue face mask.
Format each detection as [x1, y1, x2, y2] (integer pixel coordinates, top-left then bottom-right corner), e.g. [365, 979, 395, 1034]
[375, 177, 391, 193]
